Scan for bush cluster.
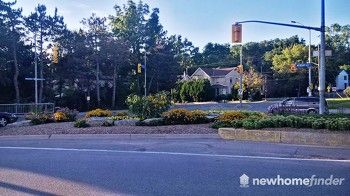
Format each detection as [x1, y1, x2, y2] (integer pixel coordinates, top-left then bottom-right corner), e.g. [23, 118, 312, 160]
[126, 91, 171, 120]
[26, 113, 54, 125]
[162, 109, 209, 125]
[54, 107, 78, 122]
[85, 108, 112, 118]
[217, 111, 266, 121]
[213, 114, 350, 131]
[74, 119, 90, 128]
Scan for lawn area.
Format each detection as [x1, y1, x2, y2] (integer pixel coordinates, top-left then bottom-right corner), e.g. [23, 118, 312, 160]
[327, 98, 350, 109]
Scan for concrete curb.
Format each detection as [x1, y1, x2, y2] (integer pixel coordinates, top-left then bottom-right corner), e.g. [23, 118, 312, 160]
[218, 128, 350, 147]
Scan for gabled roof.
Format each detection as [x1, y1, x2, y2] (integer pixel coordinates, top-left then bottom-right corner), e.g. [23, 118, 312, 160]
[339, 70, 350, 76]
[192, 67, 236, 78]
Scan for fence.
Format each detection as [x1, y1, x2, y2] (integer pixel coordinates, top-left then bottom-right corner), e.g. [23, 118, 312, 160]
[0, 103, 55, 115]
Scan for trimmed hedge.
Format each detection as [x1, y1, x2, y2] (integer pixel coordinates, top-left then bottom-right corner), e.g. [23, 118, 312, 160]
[213, 114, 350, 131]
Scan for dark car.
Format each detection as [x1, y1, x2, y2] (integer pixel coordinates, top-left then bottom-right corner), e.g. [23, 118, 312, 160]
[0, 112, 18, 127]
[268, 97, 328, 114]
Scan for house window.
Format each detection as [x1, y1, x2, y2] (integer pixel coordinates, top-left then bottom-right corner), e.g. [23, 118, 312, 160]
[230, 79, 232, 83]
[344, 76, 347, 80]
[345, 83, 348, 89]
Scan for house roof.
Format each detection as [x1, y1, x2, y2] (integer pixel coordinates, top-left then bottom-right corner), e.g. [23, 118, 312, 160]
[340, 70, 350, 75]
[197, 67, 235, 77]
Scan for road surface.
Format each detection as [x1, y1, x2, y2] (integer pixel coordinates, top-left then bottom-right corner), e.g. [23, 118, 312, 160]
[0, 134, 349, 195]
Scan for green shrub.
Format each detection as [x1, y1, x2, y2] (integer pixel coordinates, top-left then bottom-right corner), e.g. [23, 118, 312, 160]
[55, 107, 78, 121]
[242, 119, 257, 130]
[211, 120, 232, 129]
[163, 109, 209, 125]
[231, 120, 243, 128]
[217, 111, 266, 122]
[126, 91, 171, 119]
[337, 119, 350, 131]
[311, 118, 326, 129]
[29, 113, 54, 125]
[74, 119, 90, 128]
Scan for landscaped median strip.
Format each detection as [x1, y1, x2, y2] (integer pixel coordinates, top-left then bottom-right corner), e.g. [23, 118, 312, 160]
[218, 128, 350, 147]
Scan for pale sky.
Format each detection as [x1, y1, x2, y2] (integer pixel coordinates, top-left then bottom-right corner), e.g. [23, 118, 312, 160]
[15, 0, 350, 49]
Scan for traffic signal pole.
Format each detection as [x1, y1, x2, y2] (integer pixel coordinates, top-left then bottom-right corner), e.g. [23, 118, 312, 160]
[234, 0, 326, 114]
[319, 0, 326, 114]
[240, 45, 243, 108]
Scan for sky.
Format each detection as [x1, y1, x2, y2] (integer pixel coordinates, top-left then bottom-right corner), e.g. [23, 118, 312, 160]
[15, 0, 350, 50]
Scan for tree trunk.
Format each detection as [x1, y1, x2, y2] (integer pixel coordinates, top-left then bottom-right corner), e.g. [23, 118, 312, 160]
[12, 41, 20, 103]
[112, 64, 117, 109]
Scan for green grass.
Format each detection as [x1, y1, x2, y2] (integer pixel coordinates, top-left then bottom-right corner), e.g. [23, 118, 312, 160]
[326, 98, 350, 109]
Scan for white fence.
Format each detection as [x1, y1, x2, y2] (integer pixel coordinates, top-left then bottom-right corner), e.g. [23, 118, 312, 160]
[0, 103, 55, 115]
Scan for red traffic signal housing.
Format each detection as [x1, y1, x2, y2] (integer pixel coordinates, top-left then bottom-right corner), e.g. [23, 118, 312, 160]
[232, 24, 242, 43]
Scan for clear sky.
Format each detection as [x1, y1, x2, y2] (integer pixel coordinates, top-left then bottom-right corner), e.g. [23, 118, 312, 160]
[15, 0, 350, 50]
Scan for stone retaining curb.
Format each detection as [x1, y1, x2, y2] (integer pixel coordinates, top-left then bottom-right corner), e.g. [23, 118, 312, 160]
[218, 128, 350, 147]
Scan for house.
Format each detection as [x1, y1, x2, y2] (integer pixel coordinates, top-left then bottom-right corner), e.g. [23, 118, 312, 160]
[336, 70, 350, 90]
[183, 67, 240, 96]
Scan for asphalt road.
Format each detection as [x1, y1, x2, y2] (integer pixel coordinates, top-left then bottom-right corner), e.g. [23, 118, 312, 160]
[173, 101, 278, 112]
[0, 134, 349, 196]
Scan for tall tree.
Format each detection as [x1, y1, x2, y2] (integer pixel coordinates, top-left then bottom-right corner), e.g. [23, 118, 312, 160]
[0, 0, 24, 103]
[26, 4, 66, 103]
[82, 13, 108, 106]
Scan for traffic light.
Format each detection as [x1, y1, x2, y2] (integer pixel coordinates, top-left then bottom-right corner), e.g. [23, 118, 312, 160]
[290, 64, 297, 73]
[52, 44, 59, 64]
[232, 24, 242, 43]
[137, 63, 142, 74]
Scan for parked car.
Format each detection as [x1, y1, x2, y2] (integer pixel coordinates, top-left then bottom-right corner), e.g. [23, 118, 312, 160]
[268, 97, 328, 114]
[0, 112, 18, 127]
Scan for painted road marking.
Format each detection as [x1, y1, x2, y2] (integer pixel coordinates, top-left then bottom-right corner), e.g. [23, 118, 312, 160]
[0, 146, 349, 163]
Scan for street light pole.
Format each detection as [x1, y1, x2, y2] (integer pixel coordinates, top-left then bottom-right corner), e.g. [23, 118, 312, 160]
[308, 29, 312, 97]
[319, 0, 326, 114]
[291, 20, 312, 97]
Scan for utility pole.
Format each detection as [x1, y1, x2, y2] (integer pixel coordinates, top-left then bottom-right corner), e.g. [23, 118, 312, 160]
[144, 52, 147, 97]
[34, 32, 38, 105]
[239, 45, 243, 108]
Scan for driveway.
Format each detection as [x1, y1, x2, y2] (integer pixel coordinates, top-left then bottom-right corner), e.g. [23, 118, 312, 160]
[0, 134, 349, 195]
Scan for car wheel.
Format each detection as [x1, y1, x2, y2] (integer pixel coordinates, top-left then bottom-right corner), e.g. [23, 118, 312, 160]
[307, 109, 317, 114]
[0, 117, 8, 127]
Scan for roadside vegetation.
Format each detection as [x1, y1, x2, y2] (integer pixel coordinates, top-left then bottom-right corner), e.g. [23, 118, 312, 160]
[327, 98, 350, 109]
[212, 111, 350, 131]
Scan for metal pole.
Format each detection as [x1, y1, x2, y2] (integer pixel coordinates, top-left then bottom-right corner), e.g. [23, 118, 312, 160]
[308, 29, 312, 96]
[239, 45, 243, 108]
[34, 32, 38, 105]
[319, 0, 326, 114]
[144, 52, 147, 97]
